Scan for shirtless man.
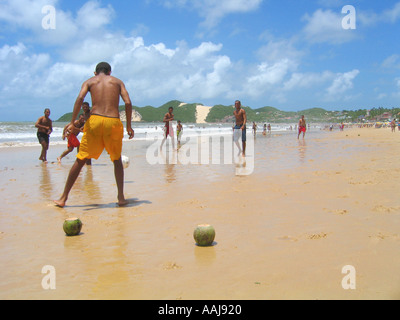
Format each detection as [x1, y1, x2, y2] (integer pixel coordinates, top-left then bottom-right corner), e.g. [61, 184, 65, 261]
[57, 114, 86, 163]
[391, 119, 396, 133]
[297, 115, 306, 139]
[82, 102, 91, 121]
[252, 122, 257, 136]
[54, 62, 134, 208]
[176, 120, 183, 149]
[160, 107, 175, 150]
[233, 100, 247, 157]
[35, 108, 53, 163]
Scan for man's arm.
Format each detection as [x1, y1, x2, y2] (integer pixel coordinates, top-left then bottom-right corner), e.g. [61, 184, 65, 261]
[120, 81, 134, 139]
[70, 81, 90, 126]
[163, 113, 173, 123]
[35, 117, 50, 131]
[48, 120, 53, 135]
[242, 110, 247, 130]
[35, 117, 45, 129]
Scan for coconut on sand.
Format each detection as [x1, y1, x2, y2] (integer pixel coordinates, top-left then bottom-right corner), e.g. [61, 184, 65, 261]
[194, 224, 215, 247]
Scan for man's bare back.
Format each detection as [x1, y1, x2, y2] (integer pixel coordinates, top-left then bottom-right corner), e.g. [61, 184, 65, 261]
[82, 75, 125, 118]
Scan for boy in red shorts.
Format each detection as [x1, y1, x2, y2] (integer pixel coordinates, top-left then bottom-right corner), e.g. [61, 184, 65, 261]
[58, 114, 85, 163]
[297, 115, 307, 139]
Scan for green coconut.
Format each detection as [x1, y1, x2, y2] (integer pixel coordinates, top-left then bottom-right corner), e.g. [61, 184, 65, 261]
[63, 218, 82, 236]
[194, 224, 215, 247]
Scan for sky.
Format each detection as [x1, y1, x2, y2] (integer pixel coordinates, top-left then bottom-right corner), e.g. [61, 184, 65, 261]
[1, 0, 400, 121]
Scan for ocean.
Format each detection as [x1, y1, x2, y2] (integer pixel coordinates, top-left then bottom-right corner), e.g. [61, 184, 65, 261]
[0, 121, 313, 148]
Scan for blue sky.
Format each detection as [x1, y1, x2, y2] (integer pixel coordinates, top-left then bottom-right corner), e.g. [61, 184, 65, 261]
[1, 0, 400, 121]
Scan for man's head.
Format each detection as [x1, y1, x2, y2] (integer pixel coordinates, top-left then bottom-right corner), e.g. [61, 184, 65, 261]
[235, 100, 241, 110]
[169, 107, 173, 114]
[95, 62, 112, 75]
[44, 108, 51, 117]
[78, 114, 85, 123]
[82, 102, 90, 113]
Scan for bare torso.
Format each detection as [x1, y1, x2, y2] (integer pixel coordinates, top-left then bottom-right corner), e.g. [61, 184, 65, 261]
[234, 109, 246, 126]
[86, 74, 123, 118]
[36, 116, 52, 134]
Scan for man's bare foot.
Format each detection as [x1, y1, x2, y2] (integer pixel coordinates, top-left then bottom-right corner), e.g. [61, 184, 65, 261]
[57, 157, 61, 163]
[53, 200, 66, 208]
[117, 198, 129, 207]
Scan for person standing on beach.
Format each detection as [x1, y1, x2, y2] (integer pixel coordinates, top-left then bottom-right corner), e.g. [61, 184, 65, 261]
[177, 120, 183, 149]
[57, 114, 85, 163]
[391, 119, 396, 133]
[160, 107, 175, 150]
[82, 102, 91, 121]
[233, 100, 247, 157]
[297, 115, 307, 139]
[54, 62, 134, 208]
[252, 122, 257, 136]
[35, 108, 53, 163]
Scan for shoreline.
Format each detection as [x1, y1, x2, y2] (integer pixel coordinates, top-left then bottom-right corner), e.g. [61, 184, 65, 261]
[0, 127, 399, 300]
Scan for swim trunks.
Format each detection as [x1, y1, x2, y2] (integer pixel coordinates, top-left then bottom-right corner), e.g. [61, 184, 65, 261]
[67, 133, 80, 149]
[234, 124, 247, 142]
[77, 115, 124, 162]
[37, 132, 49, 145]
[299, 126, 306, 133]
[164, 123, 174, 138]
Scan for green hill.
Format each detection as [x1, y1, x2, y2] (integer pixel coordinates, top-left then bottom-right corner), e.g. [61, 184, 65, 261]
[56, 100, 400, 123]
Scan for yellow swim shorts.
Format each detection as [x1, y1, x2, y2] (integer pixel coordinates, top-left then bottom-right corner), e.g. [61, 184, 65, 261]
[77, 115, 124, 162]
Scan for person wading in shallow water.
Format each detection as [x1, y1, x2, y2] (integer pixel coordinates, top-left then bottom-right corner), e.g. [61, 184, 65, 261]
[36, 108, 53, 163]
[54, 62, 134, 208]
[298, 115, 307, 139]
[233, 100, 247, 157]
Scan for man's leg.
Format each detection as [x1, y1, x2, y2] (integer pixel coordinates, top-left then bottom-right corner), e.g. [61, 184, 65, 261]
[40, 141, 48, 161]
[54, 158, 86, 207]
[160, 136, 167, 150]
[58, 147, 73, 162]
[114, 158, 128, 207]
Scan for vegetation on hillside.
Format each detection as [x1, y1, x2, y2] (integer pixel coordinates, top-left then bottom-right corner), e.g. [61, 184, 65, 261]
[56, 101, 400, 123]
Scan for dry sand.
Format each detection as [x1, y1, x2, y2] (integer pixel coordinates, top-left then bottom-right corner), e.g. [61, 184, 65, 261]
[0, 127, 399, 300]
[196, 105, 212, 124]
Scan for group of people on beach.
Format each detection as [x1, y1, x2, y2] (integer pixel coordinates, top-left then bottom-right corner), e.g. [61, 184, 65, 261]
[37, 61, 307, 208]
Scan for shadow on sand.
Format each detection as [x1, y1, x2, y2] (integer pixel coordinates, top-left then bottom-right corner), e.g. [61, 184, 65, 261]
[61, 198, 152, 211]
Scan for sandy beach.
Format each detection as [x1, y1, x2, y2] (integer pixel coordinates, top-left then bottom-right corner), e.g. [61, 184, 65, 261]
[0, 126, 399, 300]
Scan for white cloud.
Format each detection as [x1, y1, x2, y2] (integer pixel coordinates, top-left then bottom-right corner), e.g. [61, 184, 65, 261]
[356, 2, 400, 27]
[243, 59, 296, 99]
[382, 54, 400, 69]
[0, 0, 115, 46]
[284, 71, 333, 91]
[76, 1, 115, 31]
[160, 0, 263, 29]
[326, 69, 359, 98]
[302, 9, 358, 44]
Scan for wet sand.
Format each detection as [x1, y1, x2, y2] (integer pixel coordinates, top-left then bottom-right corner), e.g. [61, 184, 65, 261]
[0, 127, 399, 300]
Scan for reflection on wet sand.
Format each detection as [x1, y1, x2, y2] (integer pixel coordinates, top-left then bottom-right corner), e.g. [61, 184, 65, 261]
[39, 163, 53, 199]
[83, 166, 102, 202]
[298, 139, 307, 163]
[194, 245, 217, 267]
